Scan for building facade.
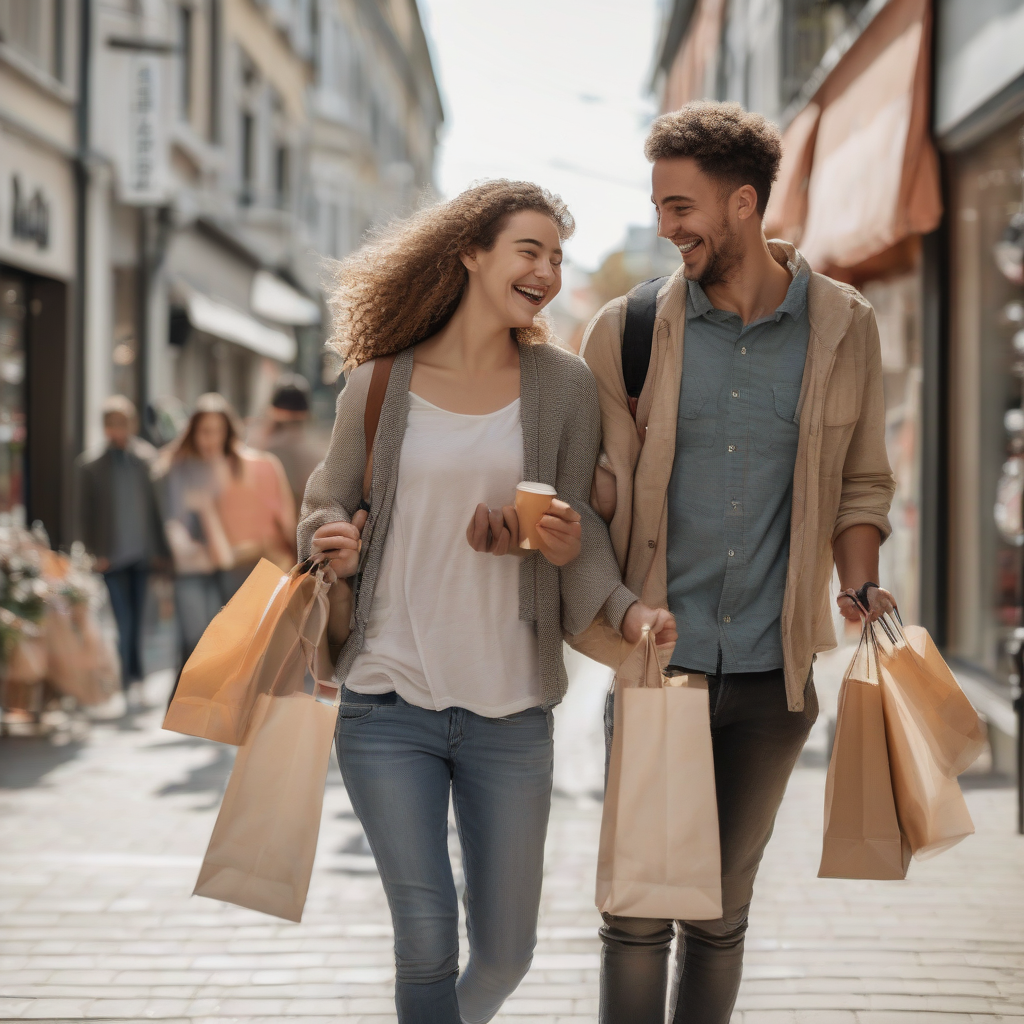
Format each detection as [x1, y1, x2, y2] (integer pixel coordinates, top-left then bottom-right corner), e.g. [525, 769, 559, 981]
[653, 0, 1024, 769]
[0, 0, 441, 543]
[0, 0, 80, 544]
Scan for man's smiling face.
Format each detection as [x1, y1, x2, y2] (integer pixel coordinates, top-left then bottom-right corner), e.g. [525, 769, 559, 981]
[651, 156, 745, 287]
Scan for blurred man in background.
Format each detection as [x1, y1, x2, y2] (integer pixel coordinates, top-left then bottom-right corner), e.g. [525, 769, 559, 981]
[259, 374, 325, 514]
[75, 396, 169, 704]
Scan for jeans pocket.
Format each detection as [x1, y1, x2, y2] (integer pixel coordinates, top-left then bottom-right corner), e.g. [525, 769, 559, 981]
[496, 706, 547, 724]
[338, 704, 374, 721]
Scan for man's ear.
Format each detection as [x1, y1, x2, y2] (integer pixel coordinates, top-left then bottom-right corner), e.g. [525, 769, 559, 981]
[735, 184, 759, 222]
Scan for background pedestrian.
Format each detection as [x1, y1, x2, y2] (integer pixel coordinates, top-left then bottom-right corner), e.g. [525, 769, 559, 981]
[75, 396, 169, 706]
[154, 394, 238, 673]
[253, 374, 326, 514]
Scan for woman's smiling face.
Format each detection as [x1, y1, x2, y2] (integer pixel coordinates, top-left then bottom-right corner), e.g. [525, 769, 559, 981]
[463, 209, 563, 329]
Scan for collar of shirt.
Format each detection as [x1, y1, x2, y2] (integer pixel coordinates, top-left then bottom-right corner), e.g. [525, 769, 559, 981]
[685, 252, 810, 326]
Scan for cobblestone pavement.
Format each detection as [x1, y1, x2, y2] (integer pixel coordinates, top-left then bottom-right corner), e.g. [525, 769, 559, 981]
[1, 657, 1023, 1024]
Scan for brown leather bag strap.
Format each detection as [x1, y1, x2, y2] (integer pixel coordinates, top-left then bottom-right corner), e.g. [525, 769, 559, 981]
[362, 354, 396, 501]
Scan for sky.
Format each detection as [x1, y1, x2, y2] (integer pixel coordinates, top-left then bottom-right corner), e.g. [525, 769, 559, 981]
[417, 0, 665, 272]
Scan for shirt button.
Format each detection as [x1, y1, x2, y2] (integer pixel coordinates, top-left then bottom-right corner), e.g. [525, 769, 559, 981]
[647, 539, 655, 549]
[731, 390, 739, 398]
[728, 549, 735, 557]
[723, 615, 732, 623]
[741, 346, 747, 355]
[728, 444, 736, 452]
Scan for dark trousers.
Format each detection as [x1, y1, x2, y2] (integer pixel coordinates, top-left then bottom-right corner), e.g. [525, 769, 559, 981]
[599, 666, 817, 1024]
[103, 563, 149, 690]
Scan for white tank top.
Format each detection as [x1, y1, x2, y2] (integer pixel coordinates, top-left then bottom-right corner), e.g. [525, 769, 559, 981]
[345, 392, 541, 716]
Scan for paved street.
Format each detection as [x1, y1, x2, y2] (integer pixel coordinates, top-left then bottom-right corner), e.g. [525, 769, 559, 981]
[1, 656, 1023, 1024]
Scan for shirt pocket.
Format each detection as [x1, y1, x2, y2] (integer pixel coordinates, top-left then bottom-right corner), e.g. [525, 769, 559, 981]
[754, 383, 802, 456]
[677, 376, 717, 449]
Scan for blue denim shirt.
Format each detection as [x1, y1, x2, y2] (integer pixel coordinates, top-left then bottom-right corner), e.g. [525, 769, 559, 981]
[667, 255, 810, 674]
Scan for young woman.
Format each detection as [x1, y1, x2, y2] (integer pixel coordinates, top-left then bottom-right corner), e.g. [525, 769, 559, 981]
[298, 181, 674, 1024]
[156, 393, 295, 670]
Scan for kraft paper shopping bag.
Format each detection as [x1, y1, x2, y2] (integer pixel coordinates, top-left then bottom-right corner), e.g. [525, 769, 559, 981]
[819, 628, 910, 880]
[597, 627, 722, 920]
[873, 622, 975, 858]
[164, 560, 331, 745]
[877, 622, 986, 779]
[194, 569, 336, 922]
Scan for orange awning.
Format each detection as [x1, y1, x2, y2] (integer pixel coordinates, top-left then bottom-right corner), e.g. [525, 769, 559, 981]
[770, 0, 941, 280]
[763, 103, 820, 243]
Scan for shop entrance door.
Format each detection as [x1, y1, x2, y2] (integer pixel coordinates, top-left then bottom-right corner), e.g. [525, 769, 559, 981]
[0, 266, 68, 544]
[0, 273, 28, 523]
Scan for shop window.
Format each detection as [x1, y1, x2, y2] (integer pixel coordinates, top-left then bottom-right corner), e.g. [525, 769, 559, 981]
[51, 0, 63, 81]
[779, 0, 867, 108]
[240, 112, 255, 206]
[0, 276, 27, 523]
[178, 4, 193, 122]
[112, 267, 138, 406]
[864, 275, 923, 626]
[208, 0, 220, 142]
[0, 0, 63, 80]
[949, 116, 1024, 690]
[275, 145, 289, 208]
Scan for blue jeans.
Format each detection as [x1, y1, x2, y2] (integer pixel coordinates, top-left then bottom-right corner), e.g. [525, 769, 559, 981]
[103, 563, 148, 689]
[335, 688, 554, 1024]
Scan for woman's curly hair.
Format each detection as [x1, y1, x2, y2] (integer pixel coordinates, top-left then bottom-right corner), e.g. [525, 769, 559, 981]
[327, 180, 575, 369]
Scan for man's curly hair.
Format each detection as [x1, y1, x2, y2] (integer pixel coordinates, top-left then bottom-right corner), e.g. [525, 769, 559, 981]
[645, 101, 782, 216]
[327, 180, 575, 369]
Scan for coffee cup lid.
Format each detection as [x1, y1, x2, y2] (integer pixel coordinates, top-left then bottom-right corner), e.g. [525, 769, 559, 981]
[516, 481, 557, 495]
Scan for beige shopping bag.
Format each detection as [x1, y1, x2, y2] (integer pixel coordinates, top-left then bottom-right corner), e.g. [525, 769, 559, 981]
[596, 627, 722, 920]
[872, 623, 975, 858]
[164, 560, 330, 745]
[194, 570, 336, 922]
[44, 604, 111, 706]
[819, 628, 911, 880]
[877, 621, 986, 778]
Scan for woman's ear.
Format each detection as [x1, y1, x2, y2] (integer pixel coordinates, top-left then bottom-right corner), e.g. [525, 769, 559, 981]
[460, 248, 479, 273]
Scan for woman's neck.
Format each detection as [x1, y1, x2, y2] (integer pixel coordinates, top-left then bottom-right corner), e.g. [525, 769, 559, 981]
[418, 289, 518, 374]
[410, 289, 522, 414]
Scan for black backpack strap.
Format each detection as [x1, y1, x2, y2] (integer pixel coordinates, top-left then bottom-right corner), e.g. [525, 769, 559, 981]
[621, 276, 668, 419]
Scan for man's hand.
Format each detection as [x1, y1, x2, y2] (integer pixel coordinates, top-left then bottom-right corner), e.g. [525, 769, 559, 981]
[622, 601, 678, 647]
[466, 503, 520, 556]
[311, 509, 368, 579]
[535, 499, 582, 566]
[837, 584, 897, 624]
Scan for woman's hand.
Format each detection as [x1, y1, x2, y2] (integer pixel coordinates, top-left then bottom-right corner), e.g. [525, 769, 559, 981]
[311, 509, 368, 579]
[622, 601, 678, 648]
[467, 504, 520, 556]
[535, 499, 582, 566]
[837, 584, 897, 624]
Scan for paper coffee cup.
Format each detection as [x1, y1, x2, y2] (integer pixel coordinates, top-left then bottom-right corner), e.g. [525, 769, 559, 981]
[515, 482, 557, 550]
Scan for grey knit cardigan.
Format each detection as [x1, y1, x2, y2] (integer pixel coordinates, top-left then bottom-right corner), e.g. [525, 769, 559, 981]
[296, 343, 637, 708]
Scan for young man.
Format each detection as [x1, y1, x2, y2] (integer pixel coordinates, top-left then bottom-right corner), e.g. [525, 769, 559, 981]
[76, 396, 168, 704]
[576, 102, 897, 1023]
[256, 374, 326, 513]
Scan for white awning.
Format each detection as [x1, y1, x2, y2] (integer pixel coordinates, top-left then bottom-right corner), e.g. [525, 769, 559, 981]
[250, 270, 321, 326]
[186, 290, 297, 363]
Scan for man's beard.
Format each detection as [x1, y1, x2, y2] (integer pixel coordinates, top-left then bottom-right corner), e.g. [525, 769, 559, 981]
[695, 223, 743, 287]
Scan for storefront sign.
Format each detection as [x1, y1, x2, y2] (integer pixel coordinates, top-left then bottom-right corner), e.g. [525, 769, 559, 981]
[0, 127, 73, 280]
[10, 176, 49, 250]
[122, 53, 169, 204]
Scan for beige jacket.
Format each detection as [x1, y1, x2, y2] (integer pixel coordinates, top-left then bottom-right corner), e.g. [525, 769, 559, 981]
[571, 241, 895, 711]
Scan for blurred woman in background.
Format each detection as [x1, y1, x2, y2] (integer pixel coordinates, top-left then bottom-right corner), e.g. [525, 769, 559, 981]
[156, 393, 295, 671]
